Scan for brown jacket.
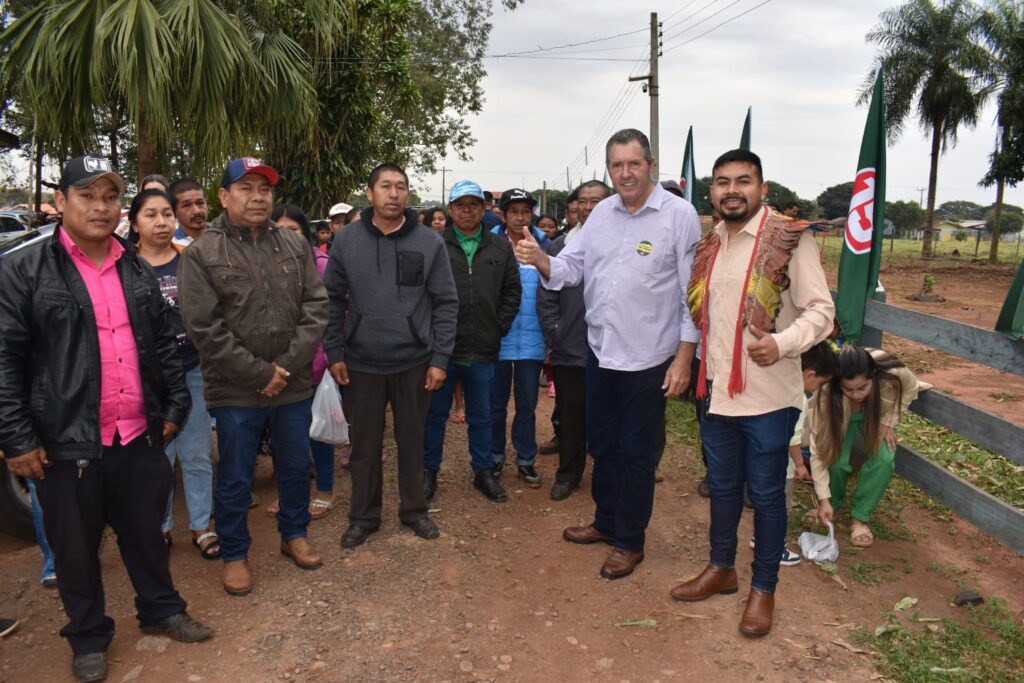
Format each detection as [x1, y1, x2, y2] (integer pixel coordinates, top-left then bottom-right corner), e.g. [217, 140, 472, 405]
[178, 213, 328, 408]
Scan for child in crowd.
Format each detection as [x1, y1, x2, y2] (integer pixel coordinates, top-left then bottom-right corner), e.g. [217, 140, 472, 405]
[808, 347, 929, 547]
[751, 341, 837, 565]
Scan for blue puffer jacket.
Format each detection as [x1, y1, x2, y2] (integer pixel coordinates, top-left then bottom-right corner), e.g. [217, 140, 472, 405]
[491, 224, 548, 361]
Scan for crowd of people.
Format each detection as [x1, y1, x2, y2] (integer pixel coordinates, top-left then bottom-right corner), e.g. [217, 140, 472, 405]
[0, 128, 929, 682]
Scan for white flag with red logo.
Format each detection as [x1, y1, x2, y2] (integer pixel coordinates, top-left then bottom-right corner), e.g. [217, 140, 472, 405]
[836, 66, 886, 344]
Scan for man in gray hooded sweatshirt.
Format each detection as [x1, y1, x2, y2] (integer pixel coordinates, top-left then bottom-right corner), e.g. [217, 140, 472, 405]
[324, 163, 458, 549]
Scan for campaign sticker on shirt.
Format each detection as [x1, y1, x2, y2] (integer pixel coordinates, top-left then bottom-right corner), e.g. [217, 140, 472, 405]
[636, 240, 653, 256]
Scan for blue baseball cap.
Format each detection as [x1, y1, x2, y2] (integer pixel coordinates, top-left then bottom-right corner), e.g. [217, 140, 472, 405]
[448, 179, 485, 203]
[220, 157, 280, 188]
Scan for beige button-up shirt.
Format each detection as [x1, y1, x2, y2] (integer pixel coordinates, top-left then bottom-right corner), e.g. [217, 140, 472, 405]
[704, 206, 834, 417]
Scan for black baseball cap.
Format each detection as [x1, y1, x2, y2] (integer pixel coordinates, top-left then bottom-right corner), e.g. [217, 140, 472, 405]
[59, 155, 126, 194]
[499, 188, 537, 211]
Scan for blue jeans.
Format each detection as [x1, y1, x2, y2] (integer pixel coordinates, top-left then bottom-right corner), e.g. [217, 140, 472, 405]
[27, 479, 55, 581]
[700, 403, 800, 593]
[424, 361, 496, 473]
[491, 359, 543, 467]
[210, 397, 313, 562]
[311, 439, 335, 493]
[587, 353, 671, 553]
[162, 366, 213, 533]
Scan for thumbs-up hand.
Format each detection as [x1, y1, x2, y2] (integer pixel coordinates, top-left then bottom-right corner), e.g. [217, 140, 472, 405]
[746, 325, 780, 366]
[514, 230, 540, 265]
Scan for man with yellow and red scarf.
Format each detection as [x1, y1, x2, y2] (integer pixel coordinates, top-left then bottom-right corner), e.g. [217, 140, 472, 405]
[670, 149, 833, 637]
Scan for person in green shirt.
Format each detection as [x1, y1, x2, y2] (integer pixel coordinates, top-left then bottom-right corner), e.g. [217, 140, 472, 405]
[422, 180, 522, 502]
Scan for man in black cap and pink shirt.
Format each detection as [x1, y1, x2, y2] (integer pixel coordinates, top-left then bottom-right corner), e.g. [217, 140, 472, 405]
[0, 155, 212, 682]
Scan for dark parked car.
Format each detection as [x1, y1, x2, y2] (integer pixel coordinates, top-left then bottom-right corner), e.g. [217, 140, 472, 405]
[0, 221, 55, 540]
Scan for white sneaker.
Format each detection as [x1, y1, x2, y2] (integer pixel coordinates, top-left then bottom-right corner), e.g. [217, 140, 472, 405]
[749, 537, 802, 566]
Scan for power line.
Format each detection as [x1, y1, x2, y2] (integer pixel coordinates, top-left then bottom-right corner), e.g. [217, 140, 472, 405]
[661, 0, 704, 24]
[661, 0, 722, 34]
[488, 26, 648, 58]
[663, 0, 773, 53]
[662, 0, 744, 44]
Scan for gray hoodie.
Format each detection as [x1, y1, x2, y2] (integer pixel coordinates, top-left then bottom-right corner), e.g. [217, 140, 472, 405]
[323, 207, 458, 374]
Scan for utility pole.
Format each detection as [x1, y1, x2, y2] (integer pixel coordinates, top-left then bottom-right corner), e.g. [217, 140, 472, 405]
[440, 164, 452, 208]
[629, 13, 661, 169]
[542, 180, 547, 215]
[916, 187, 925, 208]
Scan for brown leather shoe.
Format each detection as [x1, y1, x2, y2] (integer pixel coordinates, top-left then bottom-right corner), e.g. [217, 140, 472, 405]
[563, 524, 613, 545]
[600, 548, 644, 579]
[669, 564, 739, 602]
[280, 537, 323, 570]
[223, 559, 252, 596]
[738, 588, 774, 637]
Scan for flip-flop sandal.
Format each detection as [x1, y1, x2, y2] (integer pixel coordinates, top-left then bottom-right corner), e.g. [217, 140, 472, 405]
[192, 531, 221, 560]
[266, 499, 280, 517]
[309, 497, 335, 520]
[850, 523, 874, 547]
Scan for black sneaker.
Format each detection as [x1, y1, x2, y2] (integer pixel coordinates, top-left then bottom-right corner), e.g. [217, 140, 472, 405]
[538, 437, 560, 455]
[71, 652, 107, 683]
[403, 517, 440, 540]
[340, 524, 378, 549]
[517, 465, 542, 488]
[0, 617, 18, 639]
[550, 481, 576, 501]
[422, 469, 438, 502]
[141, 612, 213, 642]
[473, 469, 508, 502]
[697, 479, 711, 498]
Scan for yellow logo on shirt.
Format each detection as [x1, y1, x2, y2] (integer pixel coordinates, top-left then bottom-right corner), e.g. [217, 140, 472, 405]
[636, 240, 653, 256]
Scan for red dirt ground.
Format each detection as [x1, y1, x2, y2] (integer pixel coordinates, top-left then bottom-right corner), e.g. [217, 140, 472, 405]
[1, 394, 1022, 682]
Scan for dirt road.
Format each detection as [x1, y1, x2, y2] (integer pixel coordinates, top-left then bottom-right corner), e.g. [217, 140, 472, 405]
[2, 394, 1021, 682]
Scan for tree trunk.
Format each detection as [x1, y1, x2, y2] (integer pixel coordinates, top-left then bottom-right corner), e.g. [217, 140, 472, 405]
[136, 105, 157, 184]
[989, 177, 1005, 264]
[922, 119, 942, 259]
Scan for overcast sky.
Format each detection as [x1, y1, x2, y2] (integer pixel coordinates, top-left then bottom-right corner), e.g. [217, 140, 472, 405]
[414, 0, 1022, 211]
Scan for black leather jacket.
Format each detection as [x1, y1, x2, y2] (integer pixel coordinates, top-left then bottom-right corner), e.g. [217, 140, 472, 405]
[0, 227, 190, 460]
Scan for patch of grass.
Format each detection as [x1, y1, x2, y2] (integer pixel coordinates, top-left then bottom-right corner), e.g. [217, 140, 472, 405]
[855, 599, 1024, 683]
[926, 561, 967, 580]
[988, 391, 1021, 404]
[818, 235, 1023, 269]
[898, 413, 1024, 509]
[850, 561, 897, 587]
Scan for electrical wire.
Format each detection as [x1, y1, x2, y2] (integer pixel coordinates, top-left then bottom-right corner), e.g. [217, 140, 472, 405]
[488, 26, 648, 58]
[663, 0, 773, 52]
[662, 0, 744, 44]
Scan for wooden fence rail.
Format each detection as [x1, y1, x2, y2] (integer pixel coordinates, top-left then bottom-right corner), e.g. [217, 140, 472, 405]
[858, 293, 1024, 554]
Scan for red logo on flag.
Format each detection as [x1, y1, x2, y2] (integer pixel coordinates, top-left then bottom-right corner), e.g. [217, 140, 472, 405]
[845, 168, 876, 255]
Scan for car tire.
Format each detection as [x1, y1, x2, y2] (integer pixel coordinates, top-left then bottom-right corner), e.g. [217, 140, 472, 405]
[0, 460, 35, 541]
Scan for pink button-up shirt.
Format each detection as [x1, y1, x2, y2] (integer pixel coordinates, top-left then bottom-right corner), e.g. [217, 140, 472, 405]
[59, 228, 147, 446]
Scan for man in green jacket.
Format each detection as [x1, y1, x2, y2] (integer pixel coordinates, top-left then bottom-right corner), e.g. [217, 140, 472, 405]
[421, 180, 521, 503]
[178, 157, 329, 597]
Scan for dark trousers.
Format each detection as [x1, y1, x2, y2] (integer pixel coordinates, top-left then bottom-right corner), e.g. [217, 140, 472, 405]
[347, 364, 430, 527]
[491, 359, 543, 466]
[552, 364, 587, 486]
[209, 397, 313, 562]
[587, 353, 672, 553]
[36, 435, 187, 655]
[699, 403, 800, 593]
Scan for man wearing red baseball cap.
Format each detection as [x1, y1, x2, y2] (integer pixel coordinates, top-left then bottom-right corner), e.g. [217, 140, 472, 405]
[178, 157, 329, 596]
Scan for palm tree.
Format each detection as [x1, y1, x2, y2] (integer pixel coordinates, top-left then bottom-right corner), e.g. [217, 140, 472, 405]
[862, 0, 992, 258]
[0, 0, 343, 182]
[978, 0, 1024, 264]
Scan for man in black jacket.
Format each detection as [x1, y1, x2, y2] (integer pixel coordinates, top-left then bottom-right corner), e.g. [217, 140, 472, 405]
[0, 156, 211, 683]
[538, 180, 610, 500]
[421, 180, 521, 502]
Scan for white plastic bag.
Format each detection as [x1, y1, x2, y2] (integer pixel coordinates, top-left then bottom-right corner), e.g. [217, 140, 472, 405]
[798, 522, 840, 563]
[309, 373, 348, 444]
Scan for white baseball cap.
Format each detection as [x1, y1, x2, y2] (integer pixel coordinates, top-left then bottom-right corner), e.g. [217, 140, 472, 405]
[329, 202, 353, 217]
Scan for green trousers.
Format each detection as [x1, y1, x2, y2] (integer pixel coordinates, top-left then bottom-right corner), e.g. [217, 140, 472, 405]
[827, 412, 895, 523]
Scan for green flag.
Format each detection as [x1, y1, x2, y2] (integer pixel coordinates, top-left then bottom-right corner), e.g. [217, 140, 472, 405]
[836, 66, 886, 344]
[680, 126, 696, 203]
[739, 107, 752, 150]
[995, 260, 1024, 341]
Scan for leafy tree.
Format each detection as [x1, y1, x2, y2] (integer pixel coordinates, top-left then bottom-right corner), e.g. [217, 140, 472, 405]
[764, 181, 802, 213]
[863, 0, 991, 258]
[978, 0, 1024, 262]
[886, 199, 926, 232]
[816, 182, 855, 220]
[936, 200, 985, 219]
[986, 208, 1023, 233]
